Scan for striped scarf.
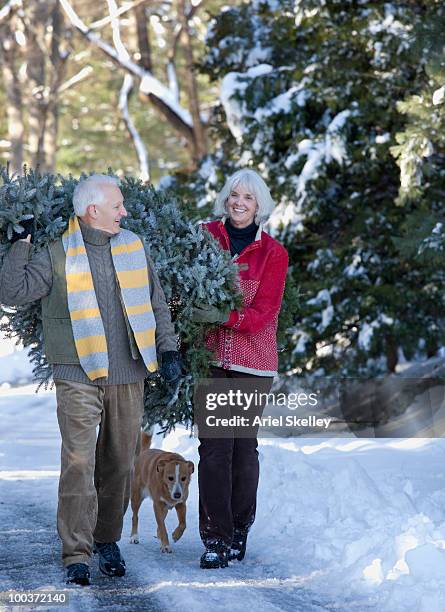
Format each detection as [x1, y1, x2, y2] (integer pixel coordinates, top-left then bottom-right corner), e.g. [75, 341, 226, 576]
[62, 215, 157, 381]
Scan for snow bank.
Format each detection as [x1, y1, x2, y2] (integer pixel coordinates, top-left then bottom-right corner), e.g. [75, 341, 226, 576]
[0, 331, 34, 386]
[253, 438, 445, 611]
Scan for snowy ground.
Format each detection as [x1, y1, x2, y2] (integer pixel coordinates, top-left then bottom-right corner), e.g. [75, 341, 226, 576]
[0, 333, 34, 387]
[1, 335, 445, 611]
[1, 377, 445, 612]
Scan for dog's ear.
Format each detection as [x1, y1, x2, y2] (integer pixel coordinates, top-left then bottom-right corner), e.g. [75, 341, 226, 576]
[157, 460, 168, 473]
[187, 461, 194, 474]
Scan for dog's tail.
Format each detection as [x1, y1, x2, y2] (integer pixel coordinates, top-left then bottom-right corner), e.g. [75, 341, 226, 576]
[141, 430, 152, 450]
[134, 426, 153, 461]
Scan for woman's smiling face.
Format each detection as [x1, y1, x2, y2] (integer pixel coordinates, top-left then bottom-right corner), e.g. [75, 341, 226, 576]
[226, 183, 258, 228]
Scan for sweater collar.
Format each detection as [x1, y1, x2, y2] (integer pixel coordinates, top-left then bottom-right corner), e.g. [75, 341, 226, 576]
[224, 218, 258, 237]
[78, 218, 114, 246]
[221, 216, 263, 241]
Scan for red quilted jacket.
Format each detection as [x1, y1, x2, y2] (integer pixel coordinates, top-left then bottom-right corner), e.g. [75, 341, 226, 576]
[203, 219, 288, 377]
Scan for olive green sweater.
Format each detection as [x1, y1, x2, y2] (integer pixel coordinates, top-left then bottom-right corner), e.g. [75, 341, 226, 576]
[0, 221, 177, 385]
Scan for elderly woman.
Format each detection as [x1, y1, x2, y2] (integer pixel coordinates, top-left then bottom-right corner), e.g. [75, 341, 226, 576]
[193, 169, 288, 569]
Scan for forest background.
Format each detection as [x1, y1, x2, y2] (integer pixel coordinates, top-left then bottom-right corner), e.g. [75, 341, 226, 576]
[1, 0, 445, 389]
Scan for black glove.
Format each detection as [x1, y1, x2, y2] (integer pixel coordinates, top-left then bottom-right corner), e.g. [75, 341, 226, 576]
[159, 351, 183, 384]
[10, 218, 36, 244]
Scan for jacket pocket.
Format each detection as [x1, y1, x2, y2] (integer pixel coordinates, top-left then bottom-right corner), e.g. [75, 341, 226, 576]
[43, 317, 80, 364]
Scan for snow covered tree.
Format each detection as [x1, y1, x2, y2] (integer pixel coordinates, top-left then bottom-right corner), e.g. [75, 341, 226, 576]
[175, 0, 445, 377]
[0, 166, 242, 431]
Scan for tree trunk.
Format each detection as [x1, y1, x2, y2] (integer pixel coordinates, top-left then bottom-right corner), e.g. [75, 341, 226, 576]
[134, 7, 195, 149]
[177, 0, 207, 164]
[43, 2, 68, 172]
[25, 0, 50, 169]
[21, 0, 68, 172]
[134, 3, 152, 71]
[0, 20, 24, 173]
[385, 333, 398, 373]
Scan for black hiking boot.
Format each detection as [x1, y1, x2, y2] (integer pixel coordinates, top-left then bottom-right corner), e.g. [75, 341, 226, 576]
[229, 528, 248, 561]
[93, 541, 126, 577]
[66, 563, 91, 586]
[200, 540, 230, 569]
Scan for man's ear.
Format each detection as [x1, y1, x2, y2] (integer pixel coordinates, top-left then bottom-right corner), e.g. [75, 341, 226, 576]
[86, 203, 97, 219]
[157, 460, 167, 473]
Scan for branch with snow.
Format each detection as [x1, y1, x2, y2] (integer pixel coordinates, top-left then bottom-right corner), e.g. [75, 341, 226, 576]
[58, 66, 93, 93]
[106, 0, 131, 62]
[432, 85, 445, 106]
[59, 0, 193, 129]
[90, 0, 148, 30]
[166, 61, 179, 103]
[307, 289, 334, 333]
[0, 0, 22, 24]
[106, 0, 149, 181]
[119, 75, 150, 182]
[284, 109, 355, 205]
[220, 64, 274, 142]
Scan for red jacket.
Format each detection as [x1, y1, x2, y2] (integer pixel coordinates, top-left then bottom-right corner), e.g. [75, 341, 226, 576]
[203, 219, 288, 377]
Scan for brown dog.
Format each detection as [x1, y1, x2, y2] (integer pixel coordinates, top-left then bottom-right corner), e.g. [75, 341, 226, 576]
[130, 431, 194, 553]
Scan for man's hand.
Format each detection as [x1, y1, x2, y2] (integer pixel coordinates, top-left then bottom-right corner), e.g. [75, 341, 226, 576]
[10, 218, 35, 244]
[11, 232, 32, 244]
[190, 303, 231, 324]
[159, 350, 183, 384]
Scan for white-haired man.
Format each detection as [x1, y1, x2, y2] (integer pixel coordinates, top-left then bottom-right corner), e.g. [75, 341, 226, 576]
[0, 175, 181, 586]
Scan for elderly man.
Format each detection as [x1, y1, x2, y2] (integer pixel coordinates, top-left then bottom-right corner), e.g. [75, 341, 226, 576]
[0, 175, 181, 586]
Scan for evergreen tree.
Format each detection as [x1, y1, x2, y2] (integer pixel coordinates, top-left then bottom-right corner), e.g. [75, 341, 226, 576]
[175, 0, 445, 377]
[0, 166, 242, 432]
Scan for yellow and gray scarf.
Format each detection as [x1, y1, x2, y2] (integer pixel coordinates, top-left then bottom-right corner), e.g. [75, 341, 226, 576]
[62, 216, 157, 380]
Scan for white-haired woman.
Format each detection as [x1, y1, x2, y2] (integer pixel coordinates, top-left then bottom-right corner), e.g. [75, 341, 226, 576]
[192, 169, 288, 568]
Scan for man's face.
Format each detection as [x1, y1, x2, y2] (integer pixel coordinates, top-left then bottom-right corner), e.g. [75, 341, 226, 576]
[87, 184, 127, 234]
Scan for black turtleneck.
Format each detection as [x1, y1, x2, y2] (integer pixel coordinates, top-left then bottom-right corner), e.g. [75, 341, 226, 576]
[225, 218, 258, 256]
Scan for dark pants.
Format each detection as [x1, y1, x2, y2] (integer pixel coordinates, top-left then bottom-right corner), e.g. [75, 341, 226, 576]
[198, 367, 273, 547]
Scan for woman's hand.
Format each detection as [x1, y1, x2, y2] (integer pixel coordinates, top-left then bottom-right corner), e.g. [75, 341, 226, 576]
[191, 303, 231, 324]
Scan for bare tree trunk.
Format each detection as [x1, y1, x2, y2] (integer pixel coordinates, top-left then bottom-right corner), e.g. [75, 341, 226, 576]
[20, 0, 69, 172]
[43, 3, 69, 172]
[134, 3, 152, 71]
[43, 99, 59, 173]
[178, 0, 207, 164]
[25, 0, 51, 169]
[133, 3, 195, 151]
[386, 334, 398, 373]
[0, 20, 24, 173]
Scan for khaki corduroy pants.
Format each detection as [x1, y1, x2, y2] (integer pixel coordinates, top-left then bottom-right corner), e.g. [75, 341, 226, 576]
[55, 379, 144, 567]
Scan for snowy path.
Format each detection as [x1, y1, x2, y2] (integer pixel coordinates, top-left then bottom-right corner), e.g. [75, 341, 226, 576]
[0, 475, 359, 612]
[1, 385, 445, 611]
